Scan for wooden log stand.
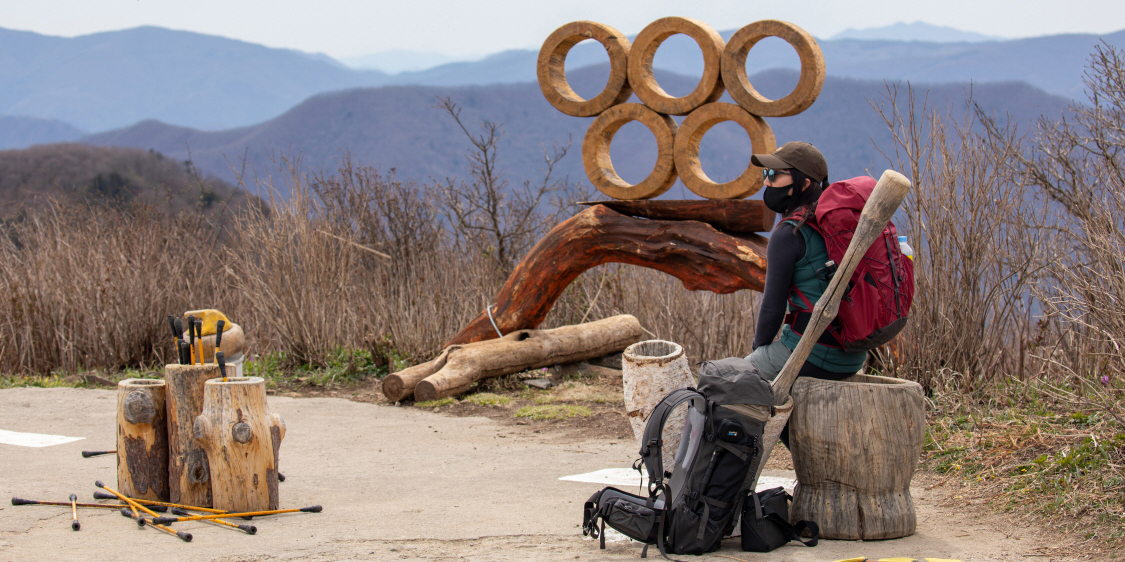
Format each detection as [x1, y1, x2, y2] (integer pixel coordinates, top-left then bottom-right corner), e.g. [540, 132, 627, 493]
[621, 340, 696, 461]
[194, 376, 285, 512]
[116, 379, 169, 501]
[165, 363, 220, 507]
[788, 374, 924, 540]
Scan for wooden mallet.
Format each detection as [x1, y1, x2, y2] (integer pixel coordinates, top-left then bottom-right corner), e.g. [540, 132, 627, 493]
[770, 169, 912, 403]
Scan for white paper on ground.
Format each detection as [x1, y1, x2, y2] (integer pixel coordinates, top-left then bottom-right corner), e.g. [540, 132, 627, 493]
[0, 429, 85, 448]
[560, 467, 795, 493]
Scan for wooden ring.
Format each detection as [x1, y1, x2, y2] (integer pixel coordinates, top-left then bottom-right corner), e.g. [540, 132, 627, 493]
[537, 21, 632, 117]
[721, 20, 825, 117]
[582, 103, 678, 200]
[627, 16, 725, 116]
[674, 102, 777, 199]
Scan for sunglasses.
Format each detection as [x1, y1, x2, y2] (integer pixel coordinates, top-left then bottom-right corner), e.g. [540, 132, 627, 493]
[762, 168, 792, 182]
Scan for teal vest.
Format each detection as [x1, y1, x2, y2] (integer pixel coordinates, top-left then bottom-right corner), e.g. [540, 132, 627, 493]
[778, 220, 867, 373]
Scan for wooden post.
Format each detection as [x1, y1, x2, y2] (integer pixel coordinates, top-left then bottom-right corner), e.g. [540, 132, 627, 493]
[788, 374, 924, 539]
[165, 363, 220, 507]
[194, 376, 285, 512]
[116, 379, 169, 501]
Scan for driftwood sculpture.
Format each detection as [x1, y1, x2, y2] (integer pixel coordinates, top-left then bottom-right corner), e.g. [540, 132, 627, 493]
[446, 205, 767, 347]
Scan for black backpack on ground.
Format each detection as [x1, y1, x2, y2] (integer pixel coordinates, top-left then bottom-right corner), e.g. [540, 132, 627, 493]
[582, 358, 775, 559]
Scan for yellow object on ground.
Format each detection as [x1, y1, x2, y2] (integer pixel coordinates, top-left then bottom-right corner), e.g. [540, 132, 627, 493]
[183, 309, 232, 336]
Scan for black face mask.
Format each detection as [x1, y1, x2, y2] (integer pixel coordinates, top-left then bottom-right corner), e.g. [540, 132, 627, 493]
[763, 184, 799, 214]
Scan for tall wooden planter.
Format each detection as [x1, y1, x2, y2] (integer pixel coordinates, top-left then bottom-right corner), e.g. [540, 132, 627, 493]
[165, 364, 220, 507]
[194, 376, 285, 512]
[788, 374, 924, 540]
[116, 379, 169, 500]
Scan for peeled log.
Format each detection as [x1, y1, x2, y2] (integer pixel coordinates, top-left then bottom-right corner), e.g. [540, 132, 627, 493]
[410, 315, 644, 401]
[447, 205, 767, 347]
[116, 379, 169, 500]
[194, 376, 285, 512]
[788, 374, 924, 540]
[165, 363, 220, 507]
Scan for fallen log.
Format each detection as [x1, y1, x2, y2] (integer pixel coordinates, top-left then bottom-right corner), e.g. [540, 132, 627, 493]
[446, 205, 768, 346]
[385, 315, 643, 402]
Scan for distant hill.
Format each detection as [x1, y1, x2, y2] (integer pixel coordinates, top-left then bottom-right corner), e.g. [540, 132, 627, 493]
[830, 22, 1001, 42]
[0, 24, 1117, 143]
[0, 26, 387, 132]
[0, 143, 256, 216]
[82, 66, 1072, 200]
[0, 116, 86, 149]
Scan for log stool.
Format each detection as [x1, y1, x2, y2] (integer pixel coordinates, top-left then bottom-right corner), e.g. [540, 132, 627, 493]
[194, 376, 285, 512]
[788, 374, 924, 540]
[622, 340, 696, 462]
[117, 379, 169, 500]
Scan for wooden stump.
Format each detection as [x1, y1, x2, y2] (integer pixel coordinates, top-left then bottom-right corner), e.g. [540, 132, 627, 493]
[165, 363, 222, 507]
[194, 376, 285, 512]
[116, 379, 169, 500]
[628, 17, 726, 115]
[582, 103, 679, 200]
[674, 102, 777, 199]
[788, 374, 924, 540]
[622, 340, 696, 462]
[720, 20, 825, 118]
[537, 20, 632, 117]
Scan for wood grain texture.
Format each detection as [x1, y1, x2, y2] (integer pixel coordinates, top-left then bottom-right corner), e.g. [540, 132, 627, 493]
[578, 199, 776, 233]
[537, 21, 632, 117]
[411, 315, 643, 401]
[582, 103, 678, 199]
[771, 169, 911, 403]
[721, 20, 825, 117]
[628, 17, 726, 115]
[116, 379, 169, 501]
[788, 374, 924, 539]
[445, 205, 768, 347]
[165, 363, 220, 507]
[673, 102, 777, 199]
[193, 375, 284, 512]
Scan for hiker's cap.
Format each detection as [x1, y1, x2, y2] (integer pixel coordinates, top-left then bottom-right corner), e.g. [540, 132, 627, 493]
[751, 141, 827, 182]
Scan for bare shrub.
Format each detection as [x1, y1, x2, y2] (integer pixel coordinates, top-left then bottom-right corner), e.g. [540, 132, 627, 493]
[873, 86, 1049, 394]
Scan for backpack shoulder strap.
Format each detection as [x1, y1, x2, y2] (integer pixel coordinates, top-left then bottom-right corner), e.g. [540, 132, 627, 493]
[639, 388, 704, 491]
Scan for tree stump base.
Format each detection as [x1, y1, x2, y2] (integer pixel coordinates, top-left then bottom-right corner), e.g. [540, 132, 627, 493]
[194, 376, 285, 512]
[165, 363, 222, 507]
[622, 340, 696, 461]
[117, 379, 169, 500]
[788, 373, 924, 540]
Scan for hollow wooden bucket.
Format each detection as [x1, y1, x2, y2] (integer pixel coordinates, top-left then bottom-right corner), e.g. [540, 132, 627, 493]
[622, 340, 696, 462]
[788, 373, 924, 540]
[117, 379, 169, 500]
[194, 376, 285, 512]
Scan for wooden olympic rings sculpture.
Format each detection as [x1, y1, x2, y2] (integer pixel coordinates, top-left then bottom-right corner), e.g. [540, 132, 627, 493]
[537, 17, 826, 200]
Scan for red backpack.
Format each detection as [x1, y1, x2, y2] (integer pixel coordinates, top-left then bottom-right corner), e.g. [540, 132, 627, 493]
[790, 176, 915, 352]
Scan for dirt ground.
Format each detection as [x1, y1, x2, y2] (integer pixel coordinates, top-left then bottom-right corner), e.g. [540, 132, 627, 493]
[0, 382, 1088, 562]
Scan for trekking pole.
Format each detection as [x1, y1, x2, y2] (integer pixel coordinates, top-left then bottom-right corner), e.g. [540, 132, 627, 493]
[194, 319, 204, 366]
[81, 449, 115, 458]
[170, 507, 256, 534]
[10, 497, 164, 512]
[770, 169, 911, 404]
[96, 481, 192, 541]
[167, 316, 182, 364]
[152, 505, 322, 524]
[92, 491, 220, 513]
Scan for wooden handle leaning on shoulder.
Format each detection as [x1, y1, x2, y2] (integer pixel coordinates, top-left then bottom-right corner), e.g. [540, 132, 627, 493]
[770, 169, 912, 404]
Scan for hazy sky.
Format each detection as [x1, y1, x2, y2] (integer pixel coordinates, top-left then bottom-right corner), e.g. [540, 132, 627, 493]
[3, 0, 1124, 59]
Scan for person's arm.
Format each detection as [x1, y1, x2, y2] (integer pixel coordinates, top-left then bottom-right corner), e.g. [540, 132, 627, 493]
[752, 224, 806, 349]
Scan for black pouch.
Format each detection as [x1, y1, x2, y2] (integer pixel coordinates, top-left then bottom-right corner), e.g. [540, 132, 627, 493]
[740, 487, 819, 552]
[583, 487, 662, 547]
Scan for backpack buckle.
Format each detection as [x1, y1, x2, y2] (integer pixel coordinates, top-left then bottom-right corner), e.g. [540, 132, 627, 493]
[816, 260, 837, 281]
